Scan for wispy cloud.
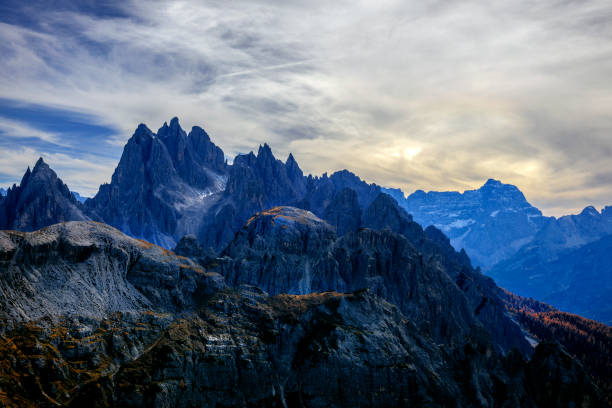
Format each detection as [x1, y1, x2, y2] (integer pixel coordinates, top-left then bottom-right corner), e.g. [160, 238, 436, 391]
[0, 117, 62, 144]
[0, 0, 611, 215]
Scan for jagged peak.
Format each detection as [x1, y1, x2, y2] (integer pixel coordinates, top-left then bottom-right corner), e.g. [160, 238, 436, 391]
[257, 143, 274, 159]
[580, 205, 599, 216]
[286, 152, 297, 165]
[157, 117, 185, 139]
[134, 123, 153, 137]
[34, 157, 46, 168]
[189, 125, 211, 141]
[483, 178, 503, 187]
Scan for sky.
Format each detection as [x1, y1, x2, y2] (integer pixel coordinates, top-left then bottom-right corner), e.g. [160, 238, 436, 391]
[0, 0, 611, 216]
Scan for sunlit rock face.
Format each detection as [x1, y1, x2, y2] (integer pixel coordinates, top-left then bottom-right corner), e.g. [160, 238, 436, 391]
[0, 221, 223, 321]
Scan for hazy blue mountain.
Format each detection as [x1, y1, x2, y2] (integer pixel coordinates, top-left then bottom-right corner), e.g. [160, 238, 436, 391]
[490, 206, 612, 323]
[71, 191, 88, 203]
[386, 181, 612, 324]
[385, 179, 550, 269]
[0, 158, 90, 231]
[0, 187, 6, 196]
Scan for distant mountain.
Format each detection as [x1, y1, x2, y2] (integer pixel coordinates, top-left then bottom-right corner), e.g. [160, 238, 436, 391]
[490, 208, 612, 323]
[0, 158, 90, 231]
[385, 179, 549, 270]
[71, 191, 88, 203]
[0, 187, 6, 197]
[387, 181, 612, 324]
[0, 115, 606, 405]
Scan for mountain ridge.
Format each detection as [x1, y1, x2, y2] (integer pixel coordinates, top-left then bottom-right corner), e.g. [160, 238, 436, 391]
[0, 219, 605, 407]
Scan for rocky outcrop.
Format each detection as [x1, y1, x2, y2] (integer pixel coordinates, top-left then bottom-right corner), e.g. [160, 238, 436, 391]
[173, 233, 216, 266]
[0, 221, 224, 321]
[0, 158, 90, 232]
[360, 194, 531, 355]
[1, 288, 602, 407]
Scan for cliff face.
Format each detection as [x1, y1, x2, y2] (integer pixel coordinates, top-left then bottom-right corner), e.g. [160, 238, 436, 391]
[387, 179, 549, 270]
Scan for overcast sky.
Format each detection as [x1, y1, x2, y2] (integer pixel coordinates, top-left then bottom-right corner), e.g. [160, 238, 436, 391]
[1, 0, 611, 216]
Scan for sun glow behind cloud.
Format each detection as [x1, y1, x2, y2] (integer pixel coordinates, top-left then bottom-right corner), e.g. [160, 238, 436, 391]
[0, 0, 611, 215]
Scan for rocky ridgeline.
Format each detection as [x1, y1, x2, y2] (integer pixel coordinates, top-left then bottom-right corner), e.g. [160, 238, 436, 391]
[0, 117, 608, 405]
[3, 118, 386, 252]
[0, 221, 603, 407]
[214, 203, 530, 356]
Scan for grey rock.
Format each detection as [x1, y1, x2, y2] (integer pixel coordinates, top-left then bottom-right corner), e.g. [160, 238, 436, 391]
[0, 221, 224, 321]
[0, 221, 603, 407]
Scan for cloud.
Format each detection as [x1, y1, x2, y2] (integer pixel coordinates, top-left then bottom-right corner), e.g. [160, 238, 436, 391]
[0, 0, 611, 215]
[0, 117, 62, 144]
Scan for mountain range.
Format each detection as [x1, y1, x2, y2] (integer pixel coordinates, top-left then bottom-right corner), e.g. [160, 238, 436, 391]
[387, 182, 612, 324]
[0, 117, 609, 406]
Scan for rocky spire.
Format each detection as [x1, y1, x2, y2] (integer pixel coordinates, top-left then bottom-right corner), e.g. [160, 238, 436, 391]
[0, 158, 89, 231]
